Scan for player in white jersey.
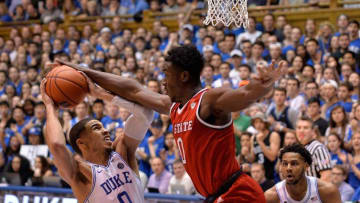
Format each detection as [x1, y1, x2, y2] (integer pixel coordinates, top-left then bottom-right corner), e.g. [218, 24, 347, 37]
[265, 144, 341, 203]
[40, 75, 154, 203]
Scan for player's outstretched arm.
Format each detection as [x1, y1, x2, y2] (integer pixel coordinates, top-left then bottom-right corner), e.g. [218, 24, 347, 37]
[40, 79, 90, 185]
[57, 59, 172, 115]
[204, 60, 287, 114]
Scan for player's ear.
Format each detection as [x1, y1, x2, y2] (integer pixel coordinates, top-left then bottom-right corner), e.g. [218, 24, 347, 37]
[304, 162, 310, 170]
[180, 71, 190, 83]
[76, 138, 87, 151]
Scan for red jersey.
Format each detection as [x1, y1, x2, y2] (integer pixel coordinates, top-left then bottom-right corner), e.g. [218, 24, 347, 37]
[170, 88, 240, 197]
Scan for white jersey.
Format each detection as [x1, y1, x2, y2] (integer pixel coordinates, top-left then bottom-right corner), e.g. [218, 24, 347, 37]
[275, 176, 322, 203]
[84, 151, 144, 203]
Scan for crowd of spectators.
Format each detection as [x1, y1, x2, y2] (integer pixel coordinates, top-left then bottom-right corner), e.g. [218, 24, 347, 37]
[1, 0, 355, 25]
[0, 0, 360, 200]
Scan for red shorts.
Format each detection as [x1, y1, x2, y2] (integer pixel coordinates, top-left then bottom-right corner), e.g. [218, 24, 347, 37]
[215, 173, 265, 203]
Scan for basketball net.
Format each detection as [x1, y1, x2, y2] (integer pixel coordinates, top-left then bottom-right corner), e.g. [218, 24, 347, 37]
[203, 0, 249, 28]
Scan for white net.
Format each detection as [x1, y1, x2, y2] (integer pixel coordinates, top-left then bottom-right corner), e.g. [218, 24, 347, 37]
[203, 0, 249, 28]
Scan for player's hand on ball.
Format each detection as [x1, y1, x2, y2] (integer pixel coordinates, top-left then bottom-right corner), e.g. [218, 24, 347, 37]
[80, 72, 99, 97]
[56, 59, 87, 72]
[40, 79, 57, 109]
[80, 72, 114, 101]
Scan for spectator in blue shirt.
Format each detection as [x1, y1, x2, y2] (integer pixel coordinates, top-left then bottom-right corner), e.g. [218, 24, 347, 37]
[348, 20, 360, 55]
[321, 80, 342, 120]
[338, 82, 354, 113]
[212, 62, 239, 89]
[0, 3, 12, 22]
[305, 39, 324, 66]
[327, 133, 349, 166]
[70, 102, 89, 128]
[348, 132, 360, 190]
[343, 51, 360, 74]
[119, 0, 149, 15]
[334, 14, 349, 37]
[101, 103, 123, 140]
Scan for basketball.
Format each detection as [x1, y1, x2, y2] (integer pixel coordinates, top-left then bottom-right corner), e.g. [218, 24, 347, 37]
[45, 65, 89, 108]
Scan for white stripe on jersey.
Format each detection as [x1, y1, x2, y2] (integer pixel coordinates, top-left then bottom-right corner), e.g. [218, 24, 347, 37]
[305, 140, 332, 178]
[84, 151, 144, 203]
[275, 176, 322, 203]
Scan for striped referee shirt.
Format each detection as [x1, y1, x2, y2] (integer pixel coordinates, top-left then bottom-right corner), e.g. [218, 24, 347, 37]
[305, 140, 333, 178]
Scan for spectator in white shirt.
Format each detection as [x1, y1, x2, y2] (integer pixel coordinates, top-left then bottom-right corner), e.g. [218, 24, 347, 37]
[168, 159, 195, 195]
[229, 49, 244, 81]
[236, 16, 262, 46]
[212, 62, 239, 89]
[286, 77, 305, 113]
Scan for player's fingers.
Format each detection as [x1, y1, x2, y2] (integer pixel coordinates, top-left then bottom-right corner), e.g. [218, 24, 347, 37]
[45, 62, 59, 70]
[55, 59, 80, 70]
[269, 60, 275, 70]
[257, 66, 266, 76]
[79, 71, 93, 85]
[79, 71, 92, 83]
[40, 79, 47, 94]
[278, 60, 288, 75]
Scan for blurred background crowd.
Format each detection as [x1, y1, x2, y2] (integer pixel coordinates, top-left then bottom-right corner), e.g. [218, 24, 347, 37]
[0, 0, 359, 201]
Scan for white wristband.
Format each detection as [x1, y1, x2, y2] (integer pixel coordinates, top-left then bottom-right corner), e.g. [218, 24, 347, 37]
[112, 96, 154, 140]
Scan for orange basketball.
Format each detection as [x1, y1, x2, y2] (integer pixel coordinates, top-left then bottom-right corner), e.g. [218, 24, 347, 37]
[45, 65, 89, 108]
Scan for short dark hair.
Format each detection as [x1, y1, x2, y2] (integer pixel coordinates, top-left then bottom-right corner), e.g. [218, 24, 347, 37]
[204, 64, 215, 71]
[34, 101, 45, 108]
[264, 13, 274, 20]
[339, 81, 354, 91]
[239, 64, 252, 72]
[302, 65, 315, 73]
[349, 20, 360, 28]
[241, 132, 252, 138]
[0, 100, 9, 107]
[297, 115, 314, 128]
[307, 97, 321, 106]
[305, 80, 318, 88]
[252, 41, 265, 49]
[93, 99, 104, 105]
[274, 87, 287, 95]
[344, 51, 356, 59]
[203, 35, 214, 43]
[69, 118, 95, 155]
[287, 77, 300, 88]
[339, 33, 349, 39]
[225, 33, 236, 40]
[306, 38, 319, 46]
[165, 45, 204, 85]
[279, 143, 312, 166]
[151, 35, 161, 42]
[13, 105, 25, 114]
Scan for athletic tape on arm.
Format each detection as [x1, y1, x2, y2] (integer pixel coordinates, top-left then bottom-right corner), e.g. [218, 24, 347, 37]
[111, 96, 154, 140]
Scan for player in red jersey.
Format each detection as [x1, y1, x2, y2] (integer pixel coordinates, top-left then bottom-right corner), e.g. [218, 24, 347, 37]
[58, 45, 287, 202]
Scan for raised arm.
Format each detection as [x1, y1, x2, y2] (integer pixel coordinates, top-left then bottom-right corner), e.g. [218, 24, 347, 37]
[40, 79, 90, 185]
[85, 76, 154, 174]
[204, 61, 287, 114]
[56, 60, 172, 115]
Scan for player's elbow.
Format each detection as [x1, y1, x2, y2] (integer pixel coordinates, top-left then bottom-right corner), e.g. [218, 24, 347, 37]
[268, 154, 277, 162]
[49, 142, 67, 154]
